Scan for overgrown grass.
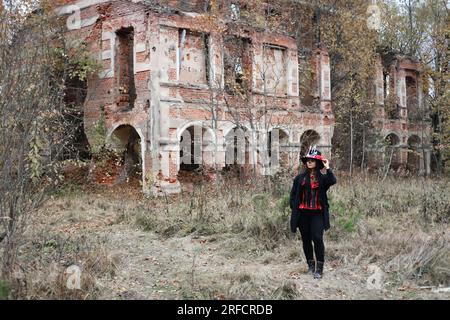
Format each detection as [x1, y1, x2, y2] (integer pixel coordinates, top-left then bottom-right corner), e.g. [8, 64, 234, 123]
[128, 179, 292, 248]
[123, 173, 448, 288]
[16, 234, 118, 299]
[325, 175, 449, 287]
[166, 175, 447, 282]
[4, 172, 449, 299]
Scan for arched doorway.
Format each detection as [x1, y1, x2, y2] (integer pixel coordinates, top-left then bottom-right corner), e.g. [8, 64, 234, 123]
[108, 124, 142, 185]
[223, 126, 251, 179]
[385, 132, 400, 146]
[300, 130, 321, 157]
[385, 133, 400, 170]
[178, 124, 215, 183]
[180, 125, 202, 172]
[407, 135, 421, 173]
[267, 128, 290, 169]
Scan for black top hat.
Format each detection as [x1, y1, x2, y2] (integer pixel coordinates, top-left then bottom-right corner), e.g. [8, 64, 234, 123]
[301, 146, 325, 169]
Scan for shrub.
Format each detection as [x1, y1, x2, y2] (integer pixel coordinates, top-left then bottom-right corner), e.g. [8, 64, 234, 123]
[135, 212, 158, 232]
[328, 200, 361, 237]
[277, 192, 291, 215]
[0, 279, 10, 300]
[252, 193, 270, 213]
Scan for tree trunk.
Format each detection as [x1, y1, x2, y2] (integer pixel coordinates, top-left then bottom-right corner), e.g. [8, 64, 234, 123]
[361, 123, 365, 172]
[382, 147, 394, 182]
[350, 108, 354, 177]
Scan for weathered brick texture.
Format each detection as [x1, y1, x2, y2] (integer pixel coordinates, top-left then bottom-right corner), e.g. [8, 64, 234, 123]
[58, 0, 430, 194]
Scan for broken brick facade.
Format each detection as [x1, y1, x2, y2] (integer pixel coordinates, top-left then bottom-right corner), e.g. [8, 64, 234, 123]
[60, 0, 430, 194]
[372, 54, 431, 174]
[58, 0, 335, 195]
[60, 0, 430, 195]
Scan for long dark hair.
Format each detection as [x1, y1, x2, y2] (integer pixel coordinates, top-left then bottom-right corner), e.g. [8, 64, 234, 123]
[300, 161, 322, 205]
[301, 159, 322, 177]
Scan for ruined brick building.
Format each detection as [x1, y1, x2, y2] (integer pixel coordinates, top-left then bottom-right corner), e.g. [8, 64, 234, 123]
[58, 0, 429, 195]
[373, 53, 431, 175]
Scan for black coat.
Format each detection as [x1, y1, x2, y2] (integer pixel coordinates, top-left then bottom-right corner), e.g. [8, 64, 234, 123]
[289, 169, 337, 232]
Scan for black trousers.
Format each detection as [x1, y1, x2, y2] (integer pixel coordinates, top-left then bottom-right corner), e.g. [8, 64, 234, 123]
[298, 211, 325, 262]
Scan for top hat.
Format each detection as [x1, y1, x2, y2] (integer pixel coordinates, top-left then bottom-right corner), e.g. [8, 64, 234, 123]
[301, 146, 325, 169]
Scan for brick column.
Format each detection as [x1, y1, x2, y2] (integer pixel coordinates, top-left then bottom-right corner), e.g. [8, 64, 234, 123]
[317, 49, 334, 160]
[375, 57, 385, 106]
[318, 49, 332, 114]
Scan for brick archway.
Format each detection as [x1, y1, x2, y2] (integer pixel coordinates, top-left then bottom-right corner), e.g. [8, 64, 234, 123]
[108, 124, 144, 185]
[384, 132, 401, 170]
[385, 132, 400, 146]
[300, 130, 321, 157]
[178, 123, 216, 173]
[223, 126, 253, 179]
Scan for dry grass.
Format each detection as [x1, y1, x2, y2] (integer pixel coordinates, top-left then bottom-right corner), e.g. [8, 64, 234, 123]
[11, 233, 119, 300]
[1, 172, 448, 299]
[325, 175, 449, 287]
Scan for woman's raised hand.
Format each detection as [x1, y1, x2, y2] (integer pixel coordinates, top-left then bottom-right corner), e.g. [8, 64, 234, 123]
[322, 159, 330, 170]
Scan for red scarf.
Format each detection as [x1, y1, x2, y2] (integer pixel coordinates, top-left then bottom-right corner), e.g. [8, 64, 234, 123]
[299, 173, 322, 210]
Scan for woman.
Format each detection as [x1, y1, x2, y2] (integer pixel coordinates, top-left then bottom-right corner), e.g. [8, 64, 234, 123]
[290, 146, 337, 279]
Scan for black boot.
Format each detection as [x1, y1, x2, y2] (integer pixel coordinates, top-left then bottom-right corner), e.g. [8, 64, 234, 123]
[307, 260, 315, 274]
[313, 261, 324, 279]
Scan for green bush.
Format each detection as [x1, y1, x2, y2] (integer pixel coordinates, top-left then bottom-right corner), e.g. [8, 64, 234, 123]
[338, 212, 360, 233]
[329, 200, 361, 234]
[0, 279, 10, 300]
[277, 192, 291, 215]
[252, 193, 270, 213]
[135, 212, 158, 232]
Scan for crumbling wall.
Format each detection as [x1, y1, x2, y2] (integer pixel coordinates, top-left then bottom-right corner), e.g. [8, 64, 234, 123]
[371, 54, 431, 174]
[115, 27, 136, 111]
[179, 30, 209, 85]
[59, 0, 337, 195]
